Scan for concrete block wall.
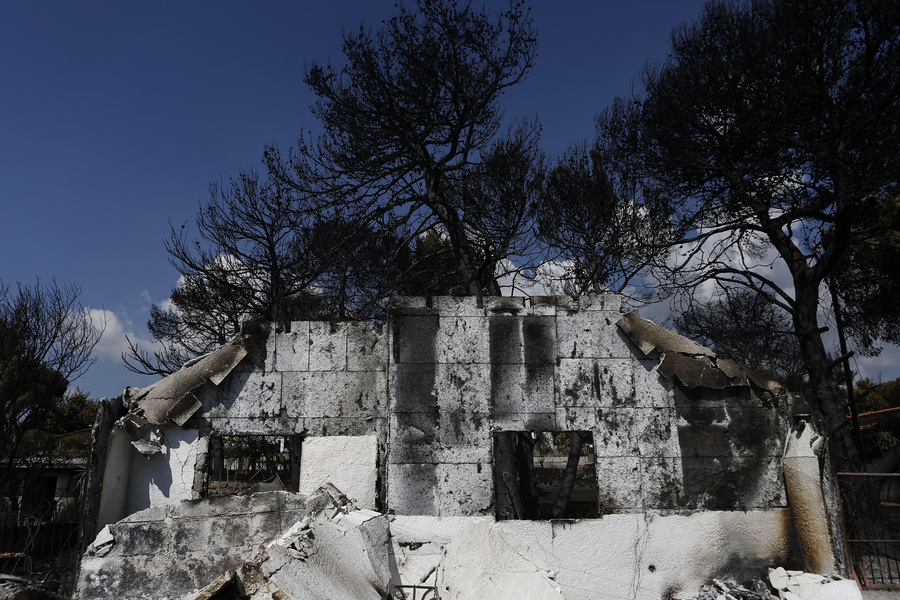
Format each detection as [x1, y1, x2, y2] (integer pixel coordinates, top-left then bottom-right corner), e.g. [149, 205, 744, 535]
[198, 321, 387, 439]
[169, 295, 788, 518]
[385, 295, 789, 516]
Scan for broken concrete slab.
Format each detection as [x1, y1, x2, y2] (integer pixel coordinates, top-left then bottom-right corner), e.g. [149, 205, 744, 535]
[118, 344, 248, 455]
[74, 490, 332, 600]
[256, 508, 392, 600]
[768, 567, 861, 600]
[616, 313, 782, 394]
[127, 344, 248, 424]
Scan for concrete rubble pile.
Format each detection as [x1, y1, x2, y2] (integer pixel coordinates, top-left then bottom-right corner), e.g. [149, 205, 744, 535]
[674, 567, 862, 600]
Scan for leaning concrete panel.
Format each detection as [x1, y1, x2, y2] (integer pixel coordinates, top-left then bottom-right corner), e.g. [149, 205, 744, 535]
[299, 436, 378, 509]
[76, 491, 331, 600]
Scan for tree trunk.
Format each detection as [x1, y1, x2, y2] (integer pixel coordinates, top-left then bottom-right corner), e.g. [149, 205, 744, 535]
[515, 432, 541, 519]
[792, 282, 862, 473]
[552, 432, 582, 518]
[493, 432, 524, 519]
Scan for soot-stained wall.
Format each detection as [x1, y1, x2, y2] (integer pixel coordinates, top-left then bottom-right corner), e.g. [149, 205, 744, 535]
[384, 295, 790, 516]
[101, 294, 791, 523]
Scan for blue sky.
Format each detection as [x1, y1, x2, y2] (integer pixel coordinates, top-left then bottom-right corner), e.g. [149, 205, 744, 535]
[2, 1, 896, 399]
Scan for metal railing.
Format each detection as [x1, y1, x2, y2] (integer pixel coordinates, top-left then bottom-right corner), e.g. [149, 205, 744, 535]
[391, 584, 439, 599]
[838, 472, 900, 589]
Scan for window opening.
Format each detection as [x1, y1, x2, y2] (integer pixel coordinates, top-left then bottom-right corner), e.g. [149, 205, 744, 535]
[493, 431, 597, 520]
[207, 435, 300, 497]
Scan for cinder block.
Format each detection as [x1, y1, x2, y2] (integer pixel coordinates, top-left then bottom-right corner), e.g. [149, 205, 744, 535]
[204, 371, 282, 419]
[438, 410, 491, 464]
[595, 457, 643, 512]
[635, 407, 680, 458]
[484, 296, 526, 314]
[390, 363, 438, 413]
[577, 294, 622, 312]
[556, 311, 632, 359]
[640, 456, 684, 510]
[391, 315, 439, 364]
[522, 316, 556, 365]
[275, 322, 310, 371]
[347, 322, 387, 371]
[302, 416, 380, 437]
[299, 371, 386, 418]
[556, 405, 603, 430]
[556, 359, 635, 408]
[632, 359, 674, 408]
[388, 463, 439, 516]
[309, 322, 348, 371]
[389, 412, 439, 464]
[437, 463, 494, 516]
[433, 296, 487, 316]
[490, 364, 555, 414]
[435, 317, 489, 364]
[436, 363, 491, 413]
[593, 407, 639, 457]
[490, 412, 557, 431]
[488, 315, 524, 364]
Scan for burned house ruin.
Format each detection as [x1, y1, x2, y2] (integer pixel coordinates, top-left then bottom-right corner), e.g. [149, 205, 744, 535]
[74, 295, 843, 599]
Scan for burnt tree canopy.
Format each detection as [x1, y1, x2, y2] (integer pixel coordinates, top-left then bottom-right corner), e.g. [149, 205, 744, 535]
[266, 0, 540, 300]
[537, 143, 670, 299]
[600, 0, 900, 471]
[125, 170, 412, 377]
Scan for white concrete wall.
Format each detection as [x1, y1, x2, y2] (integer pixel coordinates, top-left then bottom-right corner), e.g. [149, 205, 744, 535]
[125, 426, 200, 515]
[96, 427, 133, 529]
[391, 510, 793, 600]
[299, 435, 378, 509]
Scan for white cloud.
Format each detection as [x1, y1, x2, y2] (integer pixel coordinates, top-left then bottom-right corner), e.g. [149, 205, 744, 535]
[87, 306, 158, 363]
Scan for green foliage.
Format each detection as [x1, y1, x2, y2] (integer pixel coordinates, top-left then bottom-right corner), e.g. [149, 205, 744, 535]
[855, 378, 900, 415]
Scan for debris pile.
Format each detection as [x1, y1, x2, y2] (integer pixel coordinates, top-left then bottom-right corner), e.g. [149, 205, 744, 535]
[767, 567, 861, 600]
[674, 568, 863, 600]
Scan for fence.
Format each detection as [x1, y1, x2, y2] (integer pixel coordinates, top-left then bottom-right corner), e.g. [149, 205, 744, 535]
[838, 472, 900, 589]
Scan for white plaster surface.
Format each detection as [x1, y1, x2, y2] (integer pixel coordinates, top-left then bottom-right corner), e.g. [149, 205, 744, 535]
[299, 436, 378, 509]
[395, 510, 792, 600]
[97, 428, 133, 529]
[126, 427, 200, 514]
[437, 520, 565, 599]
